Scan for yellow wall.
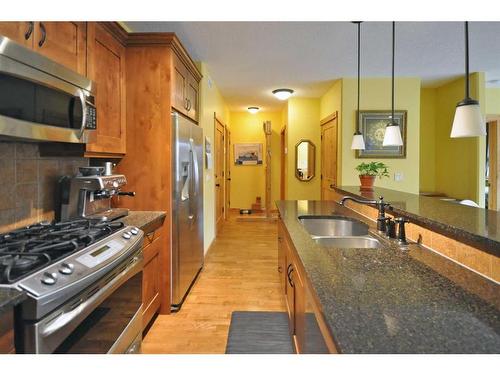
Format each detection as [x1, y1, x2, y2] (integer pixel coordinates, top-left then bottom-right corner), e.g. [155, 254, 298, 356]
[198, 63, 229, 252]
[339, 77, 421, 193]
[420, 88, 437, 192]
[486, 88, 500, 115]
[286, 98, 321, 200]
[228, 111, 282, 209]
[433, 73, 486, 205]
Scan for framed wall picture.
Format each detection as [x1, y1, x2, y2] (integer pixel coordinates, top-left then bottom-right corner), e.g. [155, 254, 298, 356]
[234, 143, 263, 165]
[356, 110, 407, 158]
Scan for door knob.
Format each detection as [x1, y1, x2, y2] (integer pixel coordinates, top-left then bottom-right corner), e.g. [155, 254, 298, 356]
[215, 183, 220, 187]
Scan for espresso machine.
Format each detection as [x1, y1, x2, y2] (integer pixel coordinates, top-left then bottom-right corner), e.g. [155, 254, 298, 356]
[56, 166, 135, 222]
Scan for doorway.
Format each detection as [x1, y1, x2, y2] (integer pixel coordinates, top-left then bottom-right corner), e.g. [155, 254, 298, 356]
[225, 127, 231, 217]
[487, 120, 499, 210]
[214, 115, 225, 234]
[320, 112, 339, 200]
[280, 126, 287, 200]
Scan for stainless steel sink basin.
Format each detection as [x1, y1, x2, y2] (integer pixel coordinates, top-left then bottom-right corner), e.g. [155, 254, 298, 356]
[314, 236, 381, 249]
[298, 215, 369, 237]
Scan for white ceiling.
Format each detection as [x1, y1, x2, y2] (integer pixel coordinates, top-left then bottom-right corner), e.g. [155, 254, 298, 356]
[126, 21, 500, 111]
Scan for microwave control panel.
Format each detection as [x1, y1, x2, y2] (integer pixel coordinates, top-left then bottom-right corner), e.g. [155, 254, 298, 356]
[85, 103, 97, 130]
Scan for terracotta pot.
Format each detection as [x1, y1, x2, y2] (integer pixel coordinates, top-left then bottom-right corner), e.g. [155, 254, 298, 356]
[359, 175, 376, 191]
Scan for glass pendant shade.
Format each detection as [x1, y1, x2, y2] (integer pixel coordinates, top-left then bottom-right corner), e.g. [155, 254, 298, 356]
[450, 100, 485, 137]
[351, 133, 366, 150]
[383, 124, 403, 146]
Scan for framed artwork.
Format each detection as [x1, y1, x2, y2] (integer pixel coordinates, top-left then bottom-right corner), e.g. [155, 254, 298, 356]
[234, 143, 263, 165]
[356, 110, 407, 158]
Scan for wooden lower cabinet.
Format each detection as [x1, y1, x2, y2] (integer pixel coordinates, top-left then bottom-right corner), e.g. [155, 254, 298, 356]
[0, 309, 15, 354]
[279, 218, 337, 354]
[142, 229, 162, 330]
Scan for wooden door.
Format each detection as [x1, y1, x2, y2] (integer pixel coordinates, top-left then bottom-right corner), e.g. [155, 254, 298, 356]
[215, 118, 225, 234]
[33, 22, 87, 75]
[225, 128, 231, 218]
[172, 53, 188, 116]
[85, 23, 126, 155]
[0, 22, 34, 48]
[186, 72, 199, 121]
[280, 126, 287, 200]
[320, 112, 338, 200]
[487, 120, 498, 210]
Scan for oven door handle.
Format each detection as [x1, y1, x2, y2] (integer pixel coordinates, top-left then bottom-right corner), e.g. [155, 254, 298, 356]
[40, 254, 143, 339]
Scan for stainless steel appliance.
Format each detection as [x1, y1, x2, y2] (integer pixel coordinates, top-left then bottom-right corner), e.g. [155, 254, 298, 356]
[171, 111, 204, 310]
[0, 220, 144, 353]
[0, 35, 96, 143]
[56, 167, 135, 222]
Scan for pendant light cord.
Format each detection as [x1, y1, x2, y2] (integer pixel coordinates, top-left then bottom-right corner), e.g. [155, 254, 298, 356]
[357, 22, 361, 133]
[465, 21, 470, 99]
[391, 21, 395, 124]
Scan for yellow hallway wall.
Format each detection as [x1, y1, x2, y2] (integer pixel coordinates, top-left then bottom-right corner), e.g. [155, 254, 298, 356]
[486, 88, 500, 115]
[228, 111, 283, 209]
[420, 88, 437, 192]
[198, 63, 229, 252]
[286, 97, 321, 200]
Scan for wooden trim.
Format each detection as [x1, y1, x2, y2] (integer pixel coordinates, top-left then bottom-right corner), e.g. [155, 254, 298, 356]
[98, 22, 128, 46]
[126, 32, 202, 81]
[320, 111, 338, 126]
[488, 121, 498, 210]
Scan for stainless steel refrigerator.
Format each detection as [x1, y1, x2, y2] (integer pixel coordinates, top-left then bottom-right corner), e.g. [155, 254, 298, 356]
[171, 111, 204, 310]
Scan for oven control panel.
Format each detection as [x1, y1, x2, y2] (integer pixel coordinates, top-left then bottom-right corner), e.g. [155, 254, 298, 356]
[17, 226, 143, 298]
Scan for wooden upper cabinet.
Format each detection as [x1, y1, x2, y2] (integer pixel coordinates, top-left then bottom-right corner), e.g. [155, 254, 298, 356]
[33, 22, 87, 75]
[85, 23, 126, 156]
[0, 22, 34, 48]
[171, 51, 200, 122]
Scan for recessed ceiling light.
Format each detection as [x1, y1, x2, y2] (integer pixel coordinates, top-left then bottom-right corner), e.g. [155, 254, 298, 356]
[247, 106, 260, 114]
[272, 88, 294, 100]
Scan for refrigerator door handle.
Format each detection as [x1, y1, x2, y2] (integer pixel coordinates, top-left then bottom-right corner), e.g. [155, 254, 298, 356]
[188, 138, 199, 223]
[181, 161, 190, 201]
[190, 138, 200, 196]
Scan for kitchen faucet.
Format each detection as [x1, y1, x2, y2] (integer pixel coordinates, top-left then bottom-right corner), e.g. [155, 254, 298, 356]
[339, 195, 390, 232]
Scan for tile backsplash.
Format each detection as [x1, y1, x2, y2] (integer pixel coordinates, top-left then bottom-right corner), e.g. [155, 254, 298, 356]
[0, 142, 88, 233]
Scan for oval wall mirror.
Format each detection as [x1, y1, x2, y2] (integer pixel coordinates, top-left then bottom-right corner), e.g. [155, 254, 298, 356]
[295, 140, 316, 181]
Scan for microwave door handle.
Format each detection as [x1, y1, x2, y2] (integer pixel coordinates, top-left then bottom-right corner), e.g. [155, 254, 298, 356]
[78, 90, 87, 139]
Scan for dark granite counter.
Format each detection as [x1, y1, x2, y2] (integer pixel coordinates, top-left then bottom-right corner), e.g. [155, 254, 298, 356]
[334, 186, 500, 256]
[0, 287, 26, 314]
[119, 211, 166, 232]
[276, 200, 500, 353]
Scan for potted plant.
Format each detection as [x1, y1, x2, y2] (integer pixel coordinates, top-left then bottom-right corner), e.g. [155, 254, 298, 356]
[355, 162, 389, 191]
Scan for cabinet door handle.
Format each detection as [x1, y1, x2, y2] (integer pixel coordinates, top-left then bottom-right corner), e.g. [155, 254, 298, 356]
[38, 22, 47, 47]
[25, 22, 34, 40]
[184, 98, 189, 110]
[186, 99, 192, 111]
[287, 264, 294, 287]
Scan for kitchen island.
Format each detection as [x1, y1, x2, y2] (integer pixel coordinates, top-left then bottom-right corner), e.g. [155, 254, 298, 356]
[276, 200, 500, 354]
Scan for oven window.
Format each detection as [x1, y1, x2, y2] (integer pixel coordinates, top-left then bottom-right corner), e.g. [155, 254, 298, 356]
[0, 72, 83, 129]
[53, 271, 142, 354]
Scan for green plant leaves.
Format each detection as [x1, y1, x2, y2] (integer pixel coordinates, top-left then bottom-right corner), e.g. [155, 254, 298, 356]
[355, 161, 390, 179]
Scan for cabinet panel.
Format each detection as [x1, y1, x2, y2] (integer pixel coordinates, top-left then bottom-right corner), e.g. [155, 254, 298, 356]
[171, 53, 188, 116]
[142, 234, 162, 329]
[0, 22, 34, 48]
[277, 221, 287, 294]
[33, 22, 87, 75]
[186, 72, 199, 121]
[0, 309, 15, 354]
[85, 23, 126, 156]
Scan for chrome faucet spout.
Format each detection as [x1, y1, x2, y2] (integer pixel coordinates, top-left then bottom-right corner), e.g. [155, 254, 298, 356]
[338, 195, 390, 232]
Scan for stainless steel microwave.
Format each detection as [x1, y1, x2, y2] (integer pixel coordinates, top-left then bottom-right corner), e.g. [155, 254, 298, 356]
[0, 35, 97, 143]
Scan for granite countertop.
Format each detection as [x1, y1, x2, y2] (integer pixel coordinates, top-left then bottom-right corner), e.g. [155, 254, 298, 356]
[276, 200, 500, 353]
[0, 287, 26, 314]
[119, 211, 166, 232]
[334, 186, 500, 256]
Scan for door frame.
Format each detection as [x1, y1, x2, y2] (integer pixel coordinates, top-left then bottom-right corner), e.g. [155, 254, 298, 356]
[280, 125, 287, 200]
[214, 114, 226, 235]
[320, 111, 339, 200]
[224, 127, 231, 218]
[487, 119, 499, 210]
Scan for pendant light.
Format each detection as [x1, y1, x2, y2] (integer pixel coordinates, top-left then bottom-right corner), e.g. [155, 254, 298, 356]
[450, 22, 486, 138]
[383, 22, 404, 147]
[351, 21, 365, 150]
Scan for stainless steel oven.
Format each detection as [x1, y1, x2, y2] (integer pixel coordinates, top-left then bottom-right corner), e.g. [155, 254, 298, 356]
[0, 35, 96, 143]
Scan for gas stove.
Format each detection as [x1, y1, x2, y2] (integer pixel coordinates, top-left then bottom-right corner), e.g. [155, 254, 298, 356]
[0, 219, 126, 284]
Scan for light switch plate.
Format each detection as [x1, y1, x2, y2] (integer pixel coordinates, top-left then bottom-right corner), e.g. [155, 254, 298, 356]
[394, 172, 404, 181]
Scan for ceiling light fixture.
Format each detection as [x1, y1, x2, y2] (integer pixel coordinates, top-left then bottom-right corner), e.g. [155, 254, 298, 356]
[351, 21, 365, 150]
[383, 22, 404, 147]
[272, 88, 294, 100]
[247, 106, 260, 114]
[450, 22, 486, 138]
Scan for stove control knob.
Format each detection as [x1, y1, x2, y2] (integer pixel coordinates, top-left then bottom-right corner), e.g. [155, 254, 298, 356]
[122, 232, 131, 240]
[130, 227, 139, 235]
[41, 272, 58, 285]
[113, 181, 119, 188]
[59, 262, 74, 275]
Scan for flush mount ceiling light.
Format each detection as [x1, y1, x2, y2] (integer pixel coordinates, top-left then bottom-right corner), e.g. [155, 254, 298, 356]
[450, 22, 486, 138]
[247, 106, 260, 114]
[272, 88, 294, 100]
[351, 21, 365, 150]
[383, 22, 404, 147]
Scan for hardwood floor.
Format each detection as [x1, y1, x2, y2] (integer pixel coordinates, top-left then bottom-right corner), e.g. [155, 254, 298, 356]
[141, 216, 286, 354]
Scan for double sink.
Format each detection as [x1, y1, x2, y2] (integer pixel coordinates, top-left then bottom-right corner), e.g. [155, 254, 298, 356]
[298, 215, 382, 249]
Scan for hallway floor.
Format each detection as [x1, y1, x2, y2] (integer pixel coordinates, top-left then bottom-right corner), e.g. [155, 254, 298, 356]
[141, 216, 286, 354]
